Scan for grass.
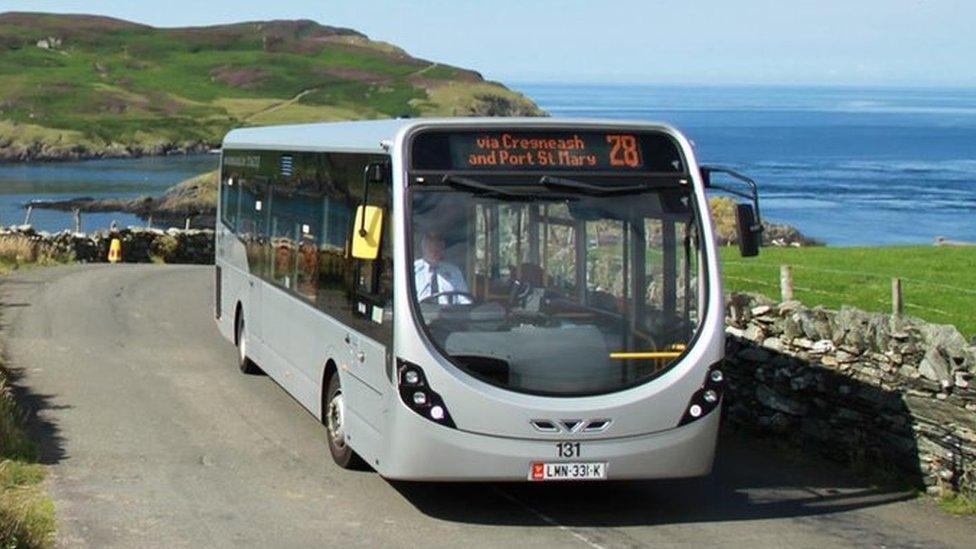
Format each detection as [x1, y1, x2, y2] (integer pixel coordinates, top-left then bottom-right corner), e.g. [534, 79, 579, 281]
[0, 343, 55, 548]
[938, 491, 976, 515]
[418, 81, 543, 117]
[0, 13, 544, 158]
[719, 245, 976, 338]
[0, 237, 74, 276]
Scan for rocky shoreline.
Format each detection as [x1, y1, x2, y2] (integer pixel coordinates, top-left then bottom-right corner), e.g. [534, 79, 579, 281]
[0, 141, 215, 164]
[24, 170, 218, 229]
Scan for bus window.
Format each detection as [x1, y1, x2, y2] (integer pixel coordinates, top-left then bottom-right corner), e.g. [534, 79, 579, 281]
[296, 230, 319, 301]
[271, 215, 298, 289]
[220, 175, 240, 231]
[239, 180, 269, 279]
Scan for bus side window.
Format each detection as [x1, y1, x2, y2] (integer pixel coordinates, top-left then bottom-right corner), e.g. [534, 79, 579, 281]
[240, 180, 269, 279]
[221, 174, 240, 231]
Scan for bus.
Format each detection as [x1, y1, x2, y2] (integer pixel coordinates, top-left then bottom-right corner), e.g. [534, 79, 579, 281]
[215, 118, 762, 481]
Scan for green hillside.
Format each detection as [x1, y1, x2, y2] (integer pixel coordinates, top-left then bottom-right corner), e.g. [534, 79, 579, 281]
[0, 12, 544, 161]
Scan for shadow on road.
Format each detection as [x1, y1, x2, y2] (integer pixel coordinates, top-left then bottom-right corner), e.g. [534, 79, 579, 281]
[390, 433, 916, 527]
[1, 361, 68, 466]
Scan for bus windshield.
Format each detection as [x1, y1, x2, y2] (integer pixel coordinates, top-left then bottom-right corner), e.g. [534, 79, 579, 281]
[408, 178, 705, 396]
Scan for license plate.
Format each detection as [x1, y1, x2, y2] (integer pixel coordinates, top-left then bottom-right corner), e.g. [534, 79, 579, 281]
[529, 461, 608, 481]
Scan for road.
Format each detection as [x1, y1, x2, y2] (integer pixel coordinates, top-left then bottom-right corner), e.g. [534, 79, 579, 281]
[2, 265, 973, 548]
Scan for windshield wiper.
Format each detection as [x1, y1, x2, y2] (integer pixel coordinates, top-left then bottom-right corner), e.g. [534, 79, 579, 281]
[441, 175, 526, 199]
[440, 175, 579, 202]
[540, 175, 651, 196]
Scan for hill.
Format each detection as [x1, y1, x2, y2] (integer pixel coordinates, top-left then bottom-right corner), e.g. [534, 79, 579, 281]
[0, 12, 544, 161]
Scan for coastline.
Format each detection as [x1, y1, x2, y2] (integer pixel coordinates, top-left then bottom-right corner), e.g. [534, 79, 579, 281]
[0, 141, 215, 164]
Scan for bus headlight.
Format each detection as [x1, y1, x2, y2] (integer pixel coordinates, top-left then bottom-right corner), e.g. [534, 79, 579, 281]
[678, 363, 726, 426]
[397, 358, 456, 428]
[403, 369, 421, 385]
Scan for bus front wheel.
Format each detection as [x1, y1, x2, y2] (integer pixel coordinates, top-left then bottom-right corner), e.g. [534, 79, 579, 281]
[325, 373, 365, 470]
[235, 312, 261, 375]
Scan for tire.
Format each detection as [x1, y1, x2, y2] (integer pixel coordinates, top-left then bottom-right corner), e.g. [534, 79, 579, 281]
[325, 373, 365, 470]
[236, 312, 261, 375]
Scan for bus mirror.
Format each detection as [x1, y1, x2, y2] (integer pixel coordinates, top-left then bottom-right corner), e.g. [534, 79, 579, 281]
[366, 163, 387, 183]
[735, 203, 761, 257]
[352, 205, 384, 260]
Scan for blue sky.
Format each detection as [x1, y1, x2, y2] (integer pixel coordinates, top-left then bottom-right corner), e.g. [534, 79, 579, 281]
[4, 0, 974, 86]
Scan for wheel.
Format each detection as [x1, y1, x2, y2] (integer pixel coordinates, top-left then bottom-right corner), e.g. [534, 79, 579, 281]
[325, 373, 365, 469]
[235, 312, 261, 375]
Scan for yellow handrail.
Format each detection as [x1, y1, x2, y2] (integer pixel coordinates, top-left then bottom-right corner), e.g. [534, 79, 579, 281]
[608, 351, 682, 360]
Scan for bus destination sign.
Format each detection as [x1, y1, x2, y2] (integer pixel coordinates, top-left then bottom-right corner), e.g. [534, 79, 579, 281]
[411, 130, 684, 173]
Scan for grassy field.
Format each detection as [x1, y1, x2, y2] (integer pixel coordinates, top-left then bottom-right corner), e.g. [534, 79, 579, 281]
[0, 13, 542, 159]
[0, 346, 55, 548]
[720, 245, 976, 338]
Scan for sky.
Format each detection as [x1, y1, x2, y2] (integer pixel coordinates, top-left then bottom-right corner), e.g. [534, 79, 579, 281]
[3, 0, 975, 87]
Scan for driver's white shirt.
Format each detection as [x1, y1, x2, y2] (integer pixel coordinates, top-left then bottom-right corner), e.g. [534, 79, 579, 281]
[414, 259, 469, 304]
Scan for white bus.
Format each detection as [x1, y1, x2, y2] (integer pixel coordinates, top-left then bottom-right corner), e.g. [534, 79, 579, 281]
[215, 118, 762, 481]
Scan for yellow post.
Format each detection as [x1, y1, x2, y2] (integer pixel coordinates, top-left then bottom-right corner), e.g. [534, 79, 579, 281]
[108, 238, 122, 263]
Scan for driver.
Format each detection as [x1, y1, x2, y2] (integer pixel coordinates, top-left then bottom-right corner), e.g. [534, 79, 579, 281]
[414, 231, 470, 304]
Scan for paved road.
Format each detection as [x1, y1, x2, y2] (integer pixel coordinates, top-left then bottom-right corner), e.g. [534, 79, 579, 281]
[2, 265, 973, 548]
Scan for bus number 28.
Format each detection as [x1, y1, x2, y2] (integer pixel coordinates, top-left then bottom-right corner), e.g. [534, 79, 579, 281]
[606, 134, 641, 168]
[557, 442, 581, 458]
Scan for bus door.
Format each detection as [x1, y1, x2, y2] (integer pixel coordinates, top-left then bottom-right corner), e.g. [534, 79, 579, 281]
[343, 163, 393, 435]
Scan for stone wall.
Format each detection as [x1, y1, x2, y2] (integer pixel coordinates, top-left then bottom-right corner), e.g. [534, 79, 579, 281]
[0, 226, 214, 264]
[724, 292, 975, 497]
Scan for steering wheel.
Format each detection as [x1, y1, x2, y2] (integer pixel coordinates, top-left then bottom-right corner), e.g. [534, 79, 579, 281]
[421, 290, 476, 305]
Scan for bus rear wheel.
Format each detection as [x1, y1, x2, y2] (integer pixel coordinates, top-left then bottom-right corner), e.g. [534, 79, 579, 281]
[235, 313, 261, 375]
[325, 373, 365, 470]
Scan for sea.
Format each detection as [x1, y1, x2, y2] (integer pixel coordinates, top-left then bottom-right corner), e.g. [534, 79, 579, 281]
[2, 84, 975, 245]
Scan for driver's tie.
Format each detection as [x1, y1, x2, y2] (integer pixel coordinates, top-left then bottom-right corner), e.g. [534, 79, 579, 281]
[429, 265, 439, 297]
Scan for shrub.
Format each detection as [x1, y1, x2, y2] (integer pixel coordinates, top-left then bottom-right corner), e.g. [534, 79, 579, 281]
[149, 234, 180, 263]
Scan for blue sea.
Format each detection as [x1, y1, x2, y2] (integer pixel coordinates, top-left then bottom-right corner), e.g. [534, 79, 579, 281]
[514, 84, 976, 245]
[2, 85, 975, 245]
[0, 155, 218, 233]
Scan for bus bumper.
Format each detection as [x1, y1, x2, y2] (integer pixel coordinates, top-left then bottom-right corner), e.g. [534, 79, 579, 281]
[379, 405, 720, 481]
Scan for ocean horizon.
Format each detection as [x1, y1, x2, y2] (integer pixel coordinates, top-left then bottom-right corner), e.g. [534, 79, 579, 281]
[511, 83, 976, 246]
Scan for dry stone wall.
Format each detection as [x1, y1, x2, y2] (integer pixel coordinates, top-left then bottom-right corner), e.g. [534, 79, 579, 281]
[724, 292, 975, 497]
[1, 226, 214, 264]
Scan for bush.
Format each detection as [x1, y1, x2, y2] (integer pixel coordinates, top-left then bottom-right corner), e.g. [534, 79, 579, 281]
[149, 234, 180, 263]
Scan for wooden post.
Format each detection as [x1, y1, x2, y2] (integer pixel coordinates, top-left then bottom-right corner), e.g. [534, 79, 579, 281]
[73, 208, 82, 233]
[185, 217, 191, 230]
[892, 277, 903, 316]
[23, 204, 33, 226]
[780, 264, 794, 301]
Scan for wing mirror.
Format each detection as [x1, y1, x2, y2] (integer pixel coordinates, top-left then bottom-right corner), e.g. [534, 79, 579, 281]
[352, 161, 389, 260]
[735, 203, 761, 257]
[351, 205, 384, 260]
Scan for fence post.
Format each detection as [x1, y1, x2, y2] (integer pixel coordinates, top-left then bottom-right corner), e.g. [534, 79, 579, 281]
[892, 277, 903, 316]
[185, 216, 192, 230]
[780, 264, 794, 301]
[73, 208, 82, 233]
[23, 204, 33, 226]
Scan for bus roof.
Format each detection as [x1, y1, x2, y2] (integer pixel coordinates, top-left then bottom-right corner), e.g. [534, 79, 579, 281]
[221, 118, 679, 155]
